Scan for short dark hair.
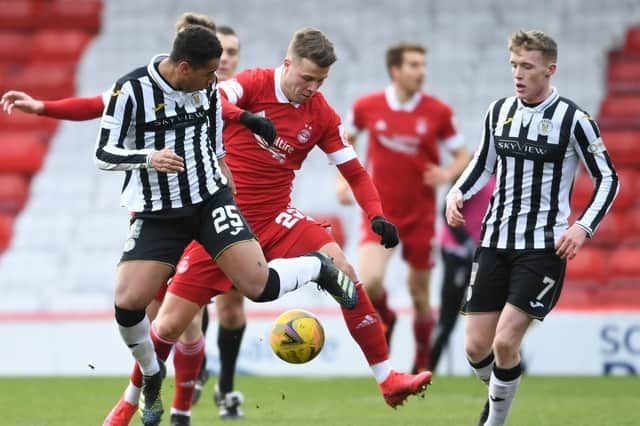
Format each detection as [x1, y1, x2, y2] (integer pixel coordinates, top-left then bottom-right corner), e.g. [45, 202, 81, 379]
[287, 28, 337, 68]
[170, 25, 222, 68]
[386, 42, 426, 77]
[216, 25, 237, 37]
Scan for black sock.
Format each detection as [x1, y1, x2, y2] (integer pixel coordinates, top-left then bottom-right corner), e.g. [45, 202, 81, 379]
[255, 268, 280, 302]
[218, 324, 246, 393]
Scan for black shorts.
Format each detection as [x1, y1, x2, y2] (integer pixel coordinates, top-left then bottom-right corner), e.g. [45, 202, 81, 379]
[120, 187, 255, 268]
[460, 247, 566, 320]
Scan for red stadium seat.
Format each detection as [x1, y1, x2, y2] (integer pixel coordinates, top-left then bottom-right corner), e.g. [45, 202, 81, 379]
[0, 0, 40, 31]
[0, 32, 32, 65]
[599, 95, 640, 129]
[607, 246, 640, 286]
[0, 133, 47, 175]
[0, 174, 29, 214]
[564, 246, 608, 286]
[312, 214, 347, 248]
[623, 26, 640, 54]
[0, 212, 15, 251]
[0, 109, 58, 136]
[590, 211, 624, 247]
[30, 29, 93, 64]
[42, 0, 102, 33]
[573, 167, 634, 213]
[601, 130, 640, 167]
[3, 63, 75, 101]
[607, 60, 640, 94]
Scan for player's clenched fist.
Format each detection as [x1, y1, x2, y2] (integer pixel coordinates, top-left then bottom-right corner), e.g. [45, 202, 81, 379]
[370, 216, 399, 248]
[147, 149, 185, 173]
[445, 189, 465, 227]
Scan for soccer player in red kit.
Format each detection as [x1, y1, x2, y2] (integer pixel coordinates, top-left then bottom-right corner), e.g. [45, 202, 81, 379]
[337, 42, 470, 373]
[147, 28, 432, 418]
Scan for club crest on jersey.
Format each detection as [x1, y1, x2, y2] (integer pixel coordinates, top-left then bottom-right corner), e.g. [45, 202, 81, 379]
[538, 119, 553, 136]
[375, 119, 387, 131]
[297, 124, 312, 143]
[192, 93, 201, 106]
[416, 117, 428, 135]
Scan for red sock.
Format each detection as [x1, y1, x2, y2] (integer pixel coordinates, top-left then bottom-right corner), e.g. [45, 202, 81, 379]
[413, 314, 435, 371]
[130, 363, 143, 387]
[150, 321, 176, 362]
[371, 288, 396, 326]
[172, 337, 205, 412]
[341, 283, 389, 365]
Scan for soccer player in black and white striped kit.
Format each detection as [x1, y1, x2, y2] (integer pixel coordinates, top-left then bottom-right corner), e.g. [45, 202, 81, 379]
[95, 26, 356, 426]
[445, 30, 619, 426]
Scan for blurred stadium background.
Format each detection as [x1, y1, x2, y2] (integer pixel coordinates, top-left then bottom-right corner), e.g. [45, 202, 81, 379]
[0, 0, 639, 381]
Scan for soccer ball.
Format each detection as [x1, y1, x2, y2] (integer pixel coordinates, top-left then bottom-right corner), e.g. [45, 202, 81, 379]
[269, 309, 325, 364]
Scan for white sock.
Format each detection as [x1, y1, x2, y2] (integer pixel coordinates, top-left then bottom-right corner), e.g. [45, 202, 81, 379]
[170, 408, 191, 416]
[123, 381, 141, 405]
[371, 360, 392, 383]
[117, 316, 159, 376]
[486, 371, 521, 426]
[268, 257, 321, 298]
[469, 353, 495, 386]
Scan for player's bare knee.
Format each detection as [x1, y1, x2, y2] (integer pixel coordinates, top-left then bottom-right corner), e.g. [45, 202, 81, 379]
[492, 334, 518, 361]
[154, 318, 183, 341]
[465, 338, 492, 362]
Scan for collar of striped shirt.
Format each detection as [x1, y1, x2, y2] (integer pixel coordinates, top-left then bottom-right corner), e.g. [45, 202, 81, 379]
[516, 86, 559, 112]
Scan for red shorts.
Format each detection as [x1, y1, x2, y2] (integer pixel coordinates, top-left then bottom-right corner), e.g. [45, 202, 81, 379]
[167, 207, 335, 305]
[360, 212, 435, 269]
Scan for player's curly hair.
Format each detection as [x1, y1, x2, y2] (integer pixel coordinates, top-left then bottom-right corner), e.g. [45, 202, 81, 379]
[509, 30, 557, 63]
[288, 28, 337, 68]
[170, 25, 222, 68]
[175, 12, 216, 33]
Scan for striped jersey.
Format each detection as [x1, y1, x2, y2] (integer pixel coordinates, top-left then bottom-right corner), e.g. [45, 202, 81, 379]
[452, 88, 619, 250]
[95, 54, 226, 213]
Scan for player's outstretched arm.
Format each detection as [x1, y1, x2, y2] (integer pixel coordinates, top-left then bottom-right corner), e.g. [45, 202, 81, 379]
[1, 90, 104, 121]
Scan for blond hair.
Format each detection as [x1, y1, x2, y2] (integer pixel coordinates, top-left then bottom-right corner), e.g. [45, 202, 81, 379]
[174, 12, 216, 33]
[509, 30, 557, 63]
[287, 27, 337, 67]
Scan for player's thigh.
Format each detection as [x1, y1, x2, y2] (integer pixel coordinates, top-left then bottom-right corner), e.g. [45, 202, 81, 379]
[155, 290, 202, 340]
[116, 215, 194, 308]
[507, 250, 566, 320]
[215, 289, 246, 329]
[215, 239, 269, 299]
[169, 241, 233, 307]
[493, 303, 532, 355]
[115, 260, 174, 310]
[460, 247, 510, 315]
[262, 210, 357, 281]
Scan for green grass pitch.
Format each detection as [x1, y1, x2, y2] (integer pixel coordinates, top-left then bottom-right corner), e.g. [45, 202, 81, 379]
[0, 375, 636, 425]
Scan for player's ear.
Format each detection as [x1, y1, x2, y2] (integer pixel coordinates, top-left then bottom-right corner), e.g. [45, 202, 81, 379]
[546, 62, 557, 77]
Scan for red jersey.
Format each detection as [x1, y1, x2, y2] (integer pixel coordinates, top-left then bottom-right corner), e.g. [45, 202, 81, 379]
[219, 67, 366, 222]
[347, 86, 463, 223]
